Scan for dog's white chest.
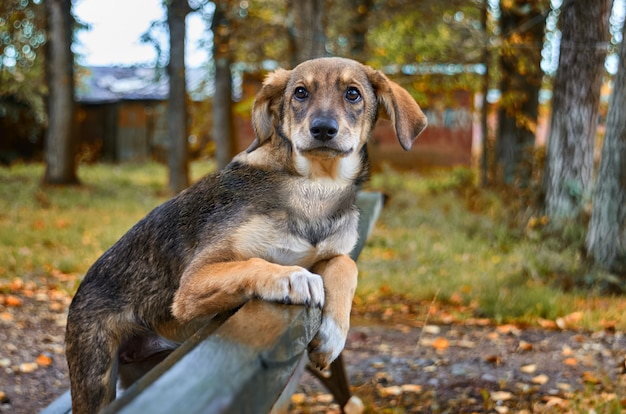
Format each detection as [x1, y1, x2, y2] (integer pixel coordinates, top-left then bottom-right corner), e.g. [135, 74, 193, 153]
[231, 213, 357, 268]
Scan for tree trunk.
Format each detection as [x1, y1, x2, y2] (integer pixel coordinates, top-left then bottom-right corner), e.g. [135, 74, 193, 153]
[542, 0, 612, 223]
[349, 0, 372, 63]
[496, 1, 544, 187]
[43, 0, 78, 185]
[288, 0, 327, 66]
[212, 1, 237, 170]
[167, 0, 190, 194]
[586, 18, 626, 275]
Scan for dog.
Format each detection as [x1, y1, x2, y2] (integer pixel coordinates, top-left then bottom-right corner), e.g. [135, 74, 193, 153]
[65, 57, 427, 413]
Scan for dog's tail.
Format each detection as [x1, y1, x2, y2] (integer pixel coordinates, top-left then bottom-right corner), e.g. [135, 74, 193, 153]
[65, 288, 130, 414]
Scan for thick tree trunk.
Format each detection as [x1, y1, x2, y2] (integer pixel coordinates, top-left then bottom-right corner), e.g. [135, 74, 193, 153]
[542, 0, 612, 222]
[496, 1, 544, 187]
[288, 0, 327, 66]
[586, 19, 626, 275]
[212, 2, 237, 170]
[167, 0, 190, 194]
[43, 0, 78, 185]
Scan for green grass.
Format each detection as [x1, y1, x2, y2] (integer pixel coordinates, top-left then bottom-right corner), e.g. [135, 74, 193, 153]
[1, 161, 625, 330]
[0, 161, 214, 292]
[359, 166, 626, 330]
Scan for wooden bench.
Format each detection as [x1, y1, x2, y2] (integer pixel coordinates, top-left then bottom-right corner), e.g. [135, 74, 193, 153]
[42, 191, 384, 414]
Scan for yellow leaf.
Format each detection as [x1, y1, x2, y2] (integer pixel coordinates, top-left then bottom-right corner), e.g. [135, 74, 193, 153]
[290, 393, 307, 405]
[532, 374, 549, 385]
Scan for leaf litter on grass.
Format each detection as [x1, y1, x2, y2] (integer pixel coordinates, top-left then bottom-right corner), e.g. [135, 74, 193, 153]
[2, 164, 626, 412]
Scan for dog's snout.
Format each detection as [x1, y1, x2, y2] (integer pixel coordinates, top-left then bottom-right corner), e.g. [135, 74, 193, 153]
[310, 117, 339, 142]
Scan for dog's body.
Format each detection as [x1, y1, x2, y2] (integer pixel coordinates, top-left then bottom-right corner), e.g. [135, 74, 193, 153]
[66, 57, 426, 413]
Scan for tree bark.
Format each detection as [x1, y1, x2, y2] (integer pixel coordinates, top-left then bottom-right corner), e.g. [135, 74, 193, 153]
[212, 1, 237, 170]
[167, 0, 190, 194]
[496, 1, 544, 187]
[288, 0, 327, 66]
[586, 18, 626, 275]
[542, 0, 612, 223]
[349, 0, 372, 63]
[43, 0, 78, 185]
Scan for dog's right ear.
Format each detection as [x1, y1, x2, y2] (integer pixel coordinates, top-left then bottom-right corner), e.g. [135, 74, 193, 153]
[247, 68, 292, 153]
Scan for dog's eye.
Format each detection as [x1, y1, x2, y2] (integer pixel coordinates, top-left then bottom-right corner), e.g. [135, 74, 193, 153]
[345, 87, 362, 103]
[294, 87, 309, 101]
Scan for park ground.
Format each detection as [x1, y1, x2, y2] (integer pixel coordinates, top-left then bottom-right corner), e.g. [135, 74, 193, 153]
[1, 162, 625, 413]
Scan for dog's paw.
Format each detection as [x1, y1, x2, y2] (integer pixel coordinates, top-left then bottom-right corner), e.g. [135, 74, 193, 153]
[258, 268, 325, 308]
[307, 317, 346, 369]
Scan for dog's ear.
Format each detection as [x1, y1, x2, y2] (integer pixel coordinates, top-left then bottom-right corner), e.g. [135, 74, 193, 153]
[247, 68, 292, 153]
[368, 69, 427, 151]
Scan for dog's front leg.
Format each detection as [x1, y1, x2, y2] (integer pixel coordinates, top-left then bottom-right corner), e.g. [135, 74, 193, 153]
[172, 258, 325, 323]
[307, 254, 358, 368]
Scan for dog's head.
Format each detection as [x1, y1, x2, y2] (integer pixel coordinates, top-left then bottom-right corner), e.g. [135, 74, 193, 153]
[247, 57, 427, 177]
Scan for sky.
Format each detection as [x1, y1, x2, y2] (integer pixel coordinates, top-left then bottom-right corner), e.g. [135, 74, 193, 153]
[72, 0, 210, 68]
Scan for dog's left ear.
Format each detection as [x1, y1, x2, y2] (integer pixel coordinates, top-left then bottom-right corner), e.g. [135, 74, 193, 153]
[368, 69, 427, 151]
[247, 68, 292, 153]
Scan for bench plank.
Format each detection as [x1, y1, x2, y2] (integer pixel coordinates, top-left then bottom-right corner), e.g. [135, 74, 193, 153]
[103, 301, 321, 414]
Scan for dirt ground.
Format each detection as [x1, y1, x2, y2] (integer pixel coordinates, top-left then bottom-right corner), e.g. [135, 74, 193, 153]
[1, 291, 625, 413]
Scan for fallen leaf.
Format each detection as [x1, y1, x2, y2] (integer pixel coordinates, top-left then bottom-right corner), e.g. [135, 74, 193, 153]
[495, 406, 509, 414]
[556, 383, 572, 392]
[378, 386, 402, 397]
[0, 312, 13, 322]
[343, 396, 364, 414]
[36, 354, 52, 367]
[485, 355, 501, 366]
[490, 391, 513, 401]
[497, 324, 521, 336]
[457, 339, 476, 349]
[487, 332, 500, 341]
[520, 364, 537, 374]
[556, 311, 583, 329]
[532, 374, 549, 385]
[561, 345, 574, 356]
[466, 318, 491, 326]
[5, 295, 22, 307]
[537, 318, 557, 329]
[518, 340, 533, 351]
[422, 325, 441, 335]
[449, 292, 463, 305]
[542, 396, 568, 409]
[19, 362, 38, 373]
[9, 278, 24, 291]
[315, 393, 334, 404]
[431, 337, 449, 352]
[400, 384, 422, 393]
[563, 357, 577, 366]
[582, 371, 601, 384]
[290, 393, 307, 404]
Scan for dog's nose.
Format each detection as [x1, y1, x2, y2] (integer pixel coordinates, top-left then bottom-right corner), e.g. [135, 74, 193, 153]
[310, 117, 339, 141]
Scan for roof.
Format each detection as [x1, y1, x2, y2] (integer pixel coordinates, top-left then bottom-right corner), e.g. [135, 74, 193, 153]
[75, 66, 212, 104]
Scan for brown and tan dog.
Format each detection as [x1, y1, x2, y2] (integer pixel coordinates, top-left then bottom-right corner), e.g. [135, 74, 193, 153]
[65, 57, 427, 413]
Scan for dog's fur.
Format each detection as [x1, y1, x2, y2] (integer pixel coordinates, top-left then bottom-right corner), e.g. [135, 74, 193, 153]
[65, 57, 427, 413]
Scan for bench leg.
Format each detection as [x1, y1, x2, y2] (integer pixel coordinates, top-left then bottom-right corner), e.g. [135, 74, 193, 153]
[307, 353, 360, 413]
